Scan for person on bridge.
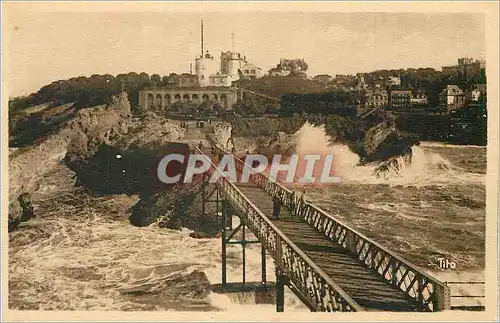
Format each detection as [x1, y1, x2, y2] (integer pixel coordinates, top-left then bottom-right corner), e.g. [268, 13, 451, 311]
[272, 194, 282, 220]
[297, 188, 307, 216]
[289, 190, 296, 217]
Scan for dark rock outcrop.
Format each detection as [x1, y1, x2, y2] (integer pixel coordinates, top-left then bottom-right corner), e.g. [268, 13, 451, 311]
[8, 201, 22, 233]
[129, 183, 220, 237]
[65, 141, 191, 198]
[18, 193, 36, 222]
[8, 193, 36, 233]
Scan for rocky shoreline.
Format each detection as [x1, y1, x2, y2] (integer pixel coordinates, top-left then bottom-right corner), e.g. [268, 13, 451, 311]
[8, 94, 421, 237]
[9, 93, 222, 238]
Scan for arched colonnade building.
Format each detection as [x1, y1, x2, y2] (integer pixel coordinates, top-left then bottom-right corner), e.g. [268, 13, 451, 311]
[138, 87, 240, 111]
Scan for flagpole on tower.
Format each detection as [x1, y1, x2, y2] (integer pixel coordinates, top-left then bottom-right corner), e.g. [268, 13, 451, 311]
[201, 19, 204, 57]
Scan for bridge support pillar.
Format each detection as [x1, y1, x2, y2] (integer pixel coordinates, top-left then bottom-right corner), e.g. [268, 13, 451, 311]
[242, 219, 246, 285]
[275, 267, 287, 312]
[220, 200, 268, 290]
[221, 200, 229, 286]
[261, 245, 267, 285]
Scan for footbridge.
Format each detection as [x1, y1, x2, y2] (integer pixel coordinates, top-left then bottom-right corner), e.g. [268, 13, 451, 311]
[191, 142, 450, 312]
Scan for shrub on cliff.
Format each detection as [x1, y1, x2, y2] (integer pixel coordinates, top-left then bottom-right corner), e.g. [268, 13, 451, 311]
[280, 91, 358, 117]
[73, 88, 111, 109]
[8, 71, 164, 113]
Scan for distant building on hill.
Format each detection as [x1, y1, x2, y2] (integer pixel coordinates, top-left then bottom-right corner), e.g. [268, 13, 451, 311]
[268, 58, 308, 78]
[389, 88, 412, 109]
[439, 85, 465, 113]
[138, 19, 261, 112]
[364, 89, 389, 108]
[387, 76, 401, 87]
[312, 74, 332, 84]
[220, 50, 248, 80]
[240, 63, 264, 80]
[442, 57, 485, 81]
[410, 88, 428, 105]
[466, 84, 486, 103]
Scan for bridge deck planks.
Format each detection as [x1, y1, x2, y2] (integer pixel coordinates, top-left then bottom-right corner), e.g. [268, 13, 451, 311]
[234, 184, 420, 312]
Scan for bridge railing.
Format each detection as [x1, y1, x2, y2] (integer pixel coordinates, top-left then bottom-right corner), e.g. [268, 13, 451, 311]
[194, 147, 363, 312]
[209, 142, 450, 312]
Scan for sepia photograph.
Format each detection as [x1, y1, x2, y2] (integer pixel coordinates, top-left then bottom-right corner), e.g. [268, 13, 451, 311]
[2, 1, 499, 321]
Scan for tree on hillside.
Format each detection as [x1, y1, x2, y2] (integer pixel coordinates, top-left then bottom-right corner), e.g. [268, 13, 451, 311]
[212, 103, 223, 116]
[127, 72, 139, 80]
[151, 74, 161, 86]
[169, 101, 199, 115]
[73, 88, 111, 109]
[161, 76, 170, 86]
[139, 72, 150, 84]
[116, 73, 128, 82]
[170, 101, 183, 113]
[233, 97, 265, 116]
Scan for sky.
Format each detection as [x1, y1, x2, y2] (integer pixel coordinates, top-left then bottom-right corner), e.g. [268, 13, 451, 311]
[4, 4, 486, 97]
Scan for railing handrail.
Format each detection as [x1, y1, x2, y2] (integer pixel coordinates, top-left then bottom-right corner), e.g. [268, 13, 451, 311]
[194, 146, 363, 311]
[207, 138, 447, 289]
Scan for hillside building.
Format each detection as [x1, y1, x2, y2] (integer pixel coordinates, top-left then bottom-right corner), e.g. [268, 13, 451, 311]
[439, 85, 466, 113]
[312, 74, 332, 84]
[442, 57, 485, 81]
[268, 59, 308, 78]
[389, 88, 412, 109]
[410, 89, 428, 105]
[364, 89, 389, 108]
[139, 20, 261, 111]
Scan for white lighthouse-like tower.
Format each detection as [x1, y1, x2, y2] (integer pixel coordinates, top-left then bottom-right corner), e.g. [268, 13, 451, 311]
[194, 20, 218, 87]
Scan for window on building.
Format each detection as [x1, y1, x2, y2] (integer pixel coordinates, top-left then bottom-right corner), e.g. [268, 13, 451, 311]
[201, 75, 205, 80]
[251, 70, 256, 74]
[245, 70, 249, 74]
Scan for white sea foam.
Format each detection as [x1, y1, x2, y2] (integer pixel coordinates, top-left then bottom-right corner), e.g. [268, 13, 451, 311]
[292, 122, 484, 187]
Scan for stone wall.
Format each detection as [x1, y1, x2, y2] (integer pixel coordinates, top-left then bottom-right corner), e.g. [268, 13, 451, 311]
[138, 88, 239, 112]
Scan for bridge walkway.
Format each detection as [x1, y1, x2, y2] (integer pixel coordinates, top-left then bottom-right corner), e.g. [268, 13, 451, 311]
[195, 140, 449, 312]
[235, 183, 419, 312]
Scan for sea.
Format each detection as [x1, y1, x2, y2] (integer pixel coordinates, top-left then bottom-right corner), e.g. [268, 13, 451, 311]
[8, 123, 486, 311]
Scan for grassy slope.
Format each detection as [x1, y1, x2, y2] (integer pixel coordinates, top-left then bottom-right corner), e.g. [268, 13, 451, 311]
[237, 76, 326, 97]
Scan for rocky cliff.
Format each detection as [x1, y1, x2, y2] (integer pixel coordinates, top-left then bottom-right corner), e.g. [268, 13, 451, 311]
[9, 93, 132, 201]
[8, 93, 134, 231]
